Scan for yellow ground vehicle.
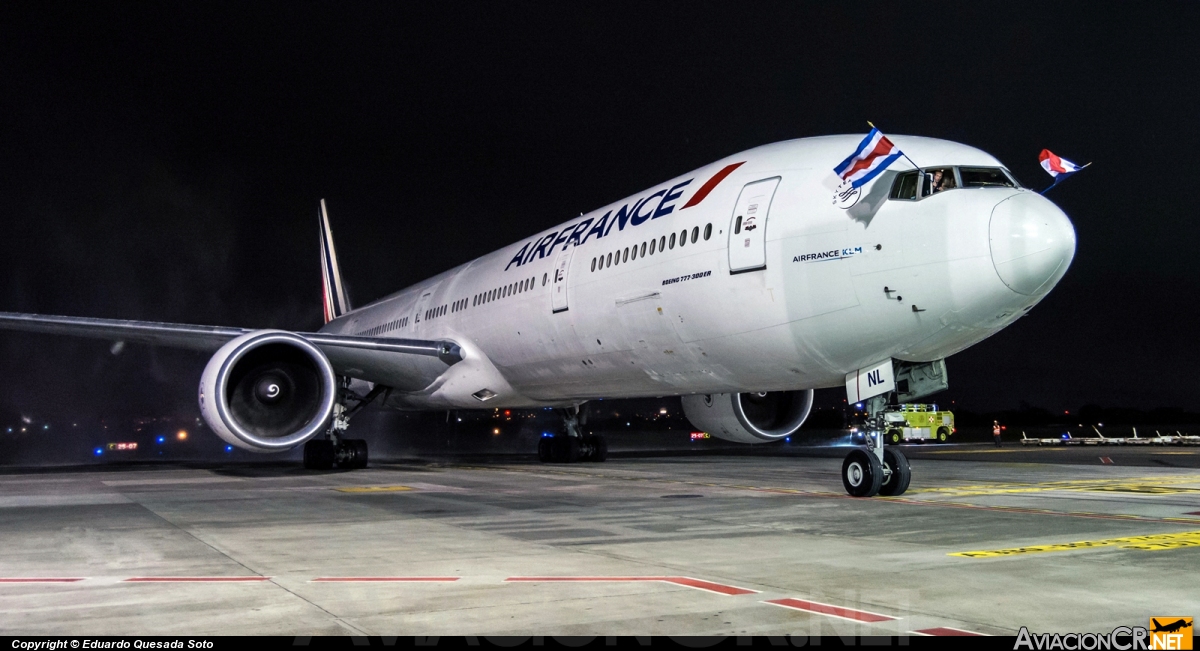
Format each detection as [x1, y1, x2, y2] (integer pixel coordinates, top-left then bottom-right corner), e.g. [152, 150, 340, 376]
[883, 404, 954, 444]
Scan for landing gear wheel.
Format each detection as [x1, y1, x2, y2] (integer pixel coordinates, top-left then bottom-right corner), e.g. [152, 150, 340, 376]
[303, 439, 335, 470]
[590, 435, 607, 462]
[537, 437, 553, 462]
[841, 448, 883, 497]
[338, 439, 368, 469]
[550, 435, 581, 463]
[879, 448, 911, 496]
[888, 429, 902, 445]
[937, 427, 949, 443]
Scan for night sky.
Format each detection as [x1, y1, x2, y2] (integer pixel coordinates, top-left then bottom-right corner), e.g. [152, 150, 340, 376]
[1, 4, 1197, 428]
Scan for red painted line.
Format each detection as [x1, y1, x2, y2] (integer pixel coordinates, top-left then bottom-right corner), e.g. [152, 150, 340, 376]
[766, 598, 896, 623]
[505, 576, 755, 595]
[681, 162, 745, 209]
[0, 578, 85, 583]
[1100, 457, 1114, 464]
[311, 577, 460, 582]
[123, 576, 270, 582]
[912, 627, 983, 636]
[665, 577, 757, 595]
[1187, 511, 1200, 516]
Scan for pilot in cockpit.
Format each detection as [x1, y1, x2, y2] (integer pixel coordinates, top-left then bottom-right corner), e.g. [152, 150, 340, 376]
[923, 168, 956, 196]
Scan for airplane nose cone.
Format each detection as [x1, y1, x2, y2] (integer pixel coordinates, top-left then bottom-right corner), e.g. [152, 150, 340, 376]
[989, 193, 1076, 296]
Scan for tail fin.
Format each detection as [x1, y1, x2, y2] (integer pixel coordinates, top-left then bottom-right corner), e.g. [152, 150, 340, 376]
[319, 199, 351, 323]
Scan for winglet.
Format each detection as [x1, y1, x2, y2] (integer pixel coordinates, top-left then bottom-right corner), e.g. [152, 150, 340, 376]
[319, 199, 351, 323]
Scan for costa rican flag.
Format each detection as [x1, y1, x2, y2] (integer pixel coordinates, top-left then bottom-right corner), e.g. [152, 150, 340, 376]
[834, 128, 904, 189]
[1038, 149, 1085, 178]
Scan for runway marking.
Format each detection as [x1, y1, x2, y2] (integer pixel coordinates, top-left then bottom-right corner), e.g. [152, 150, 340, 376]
[765, 598, 896, 623]
[505, 576, 757, 596]
[451, 464, 1200, 525]
[0, 578, 85, 583]
[333, 485, 413, 493]
[102, 477, 244, 487]
[123, 576, 271, 582]
[950, 530, 1200, 558]
[911, 627, 983, 636]
[908, 475, 1200, 497]
[311, 577, 460, 582]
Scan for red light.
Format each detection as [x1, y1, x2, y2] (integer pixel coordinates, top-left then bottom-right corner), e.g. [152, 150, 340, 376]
[504, 410, 510, 416]
[1001, 426, 1007, 430]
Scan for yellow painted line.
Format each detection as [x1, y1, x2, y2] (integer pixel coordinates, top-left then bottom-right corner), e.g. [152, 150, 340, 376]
[908, 475, 1200, 497]
[1154, 452, 1199, 455]
[951, 530, 1200, 558]
[334, 485, 413, 493]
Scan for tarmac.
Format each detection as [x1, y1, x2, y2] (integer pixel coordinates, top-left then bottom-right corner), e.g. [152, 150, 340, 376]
[1, 443, 1198, 636]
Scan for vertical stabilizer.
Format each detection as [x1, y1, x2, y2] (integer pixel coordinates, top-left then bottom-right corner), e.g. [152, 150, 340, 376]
[319, 199, 351, 323]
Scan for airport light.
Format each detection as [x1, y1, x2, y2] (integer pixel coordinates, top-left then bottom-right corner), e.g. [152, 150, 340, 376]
[93, 448, 103, 456]
[176, 430, 188, 441]
[225, 445, 233, 452]
[493, 428, 501, 435]
[156, 436, 165, 444]
[43, 424, 49, 430]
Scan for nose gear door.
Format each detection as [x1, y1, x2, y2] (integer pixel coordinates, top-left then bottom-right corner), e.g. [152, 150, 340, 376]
[728, 177, 780, 274]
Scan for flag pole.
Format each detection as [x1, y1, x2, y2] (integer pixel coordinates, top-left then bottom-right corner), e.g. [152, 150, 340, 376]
[1039, 162, 1091, 195]
[868, 121, 921, 170]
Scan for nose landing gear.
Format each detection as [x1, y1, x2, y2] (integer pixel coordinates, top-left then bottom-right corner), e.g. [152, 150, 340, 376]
[841, 394, 911, 497]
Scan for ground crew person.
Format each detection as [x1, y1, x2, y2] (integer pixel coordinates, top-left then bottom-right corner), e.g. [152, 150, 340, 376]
[993, 420, 1003, 447]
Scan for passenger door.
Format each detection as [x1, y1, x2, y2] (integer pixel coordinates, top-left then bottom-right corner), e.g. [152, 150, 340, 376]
[551, 246, 574, 313]
[412, 289, 435, 330]
[728, 177, 780, 274]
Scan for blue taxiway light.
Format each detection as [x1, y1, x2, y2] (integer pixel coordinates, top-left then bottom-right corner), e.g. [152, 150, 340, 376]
[156, 436, 165, 444]
[93, 448, 103, 456]
[225, 445, 233, 452]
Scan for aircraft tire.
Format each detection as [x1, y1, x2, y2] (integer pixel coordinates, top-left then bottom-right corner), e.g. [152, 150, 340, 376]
[590, 435, 608, 462]
[341, 439, 368, 469]
[303, 439, 335, 470]
[841, 449, 882, 497]
[537, 437, 553, 463]
[550, 435, 581, 463]
[879, 448, 911, 496]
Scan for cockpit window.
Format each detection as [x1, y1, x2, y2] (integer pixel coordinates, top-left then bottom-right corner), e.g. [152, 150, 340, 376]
[960, 167, 1020, 188]
[889, 171, 920, 200]
[890, 166, 1021, 201]
[923, 168, 956, 196]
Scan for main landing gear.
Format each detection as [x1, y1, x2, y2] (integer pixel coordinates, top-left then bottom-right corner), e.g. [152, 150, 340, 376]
[303, 380, 385, 470]
[842, 395, 910, 497]
[537, 406, 607, 463]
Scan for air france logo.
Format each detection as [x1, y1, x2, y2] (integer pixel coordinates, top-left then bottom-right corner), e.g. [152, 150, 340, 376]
[793, 246, 863, 263]
[504, 179, 693, 271]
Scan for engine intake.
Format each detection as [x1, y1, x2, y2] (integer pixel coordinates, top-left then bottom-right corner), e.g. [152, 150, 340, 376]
[681, 390, 814, 444]
[199, 330, 337, 452]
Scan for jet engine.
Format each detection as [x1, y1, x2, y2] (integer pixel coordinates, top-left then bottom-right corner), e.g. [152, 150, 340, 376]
[681, 390, 814, 444]
[199, 330, 337, 452]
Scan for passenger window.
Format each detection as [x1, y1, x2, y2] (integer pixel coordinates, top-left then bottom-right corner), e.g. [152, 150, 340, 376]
[889, 172, 919, 200]
[606, 252, 612, 267]
[640, 242, 647, 257]
[659, 235, 666, 252]
[622, 247, 628, 263]
[591, 258, 596, 272]
[650, 239, 657, 255]
[669, 233, 676, 249]
[703, 223, 712, 240]
[691, 226, 699, 244]
[542, 273, 547, 286]
[734, 216, 742, 234]
[679, 230, 687, 247]
[960, 167, 1018, 188]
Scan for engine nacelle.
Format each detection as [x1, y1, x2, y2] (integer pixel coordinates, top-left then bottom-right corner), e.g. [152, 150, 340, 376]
[199, 330, 337, 452]
[681, 390, 814, 444]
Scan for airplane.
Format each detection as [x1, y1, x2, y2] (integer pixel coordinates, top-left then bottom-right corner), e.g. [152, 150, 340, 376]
[0, 134, 1076, 497]
[1151, 619, 1192, 633]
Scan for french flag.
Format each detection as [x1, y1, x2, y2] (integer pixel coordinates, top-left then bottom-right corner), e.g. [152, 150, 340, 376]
[834, 128, 904, 189]
[1038, 149, 1085, 178]
[1038, 149, 1089, 194]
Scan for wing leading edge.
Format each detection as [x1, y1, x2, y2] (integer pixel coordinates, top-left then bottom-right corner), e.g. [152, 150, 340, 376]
[0, 311, 462, 392]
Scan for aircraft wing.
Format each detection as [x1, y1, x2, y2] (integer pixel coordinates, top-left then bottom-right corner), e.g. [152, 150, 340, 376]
[0, 311, 461, 392]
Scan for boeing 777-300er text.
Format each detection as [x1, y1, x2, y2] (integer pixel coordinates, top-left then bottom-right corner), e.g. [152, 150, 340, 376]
[0, 135, 1075, 496]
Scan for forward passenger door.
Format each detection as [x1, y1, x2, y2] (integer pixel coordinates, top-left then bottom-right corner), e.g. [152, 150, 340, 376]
[728, 177, 780, 274]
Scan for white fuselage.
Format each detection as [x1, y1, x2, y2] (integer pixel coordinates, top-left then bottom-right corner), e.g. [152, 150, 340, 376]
[320, 135, 1075, 409]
